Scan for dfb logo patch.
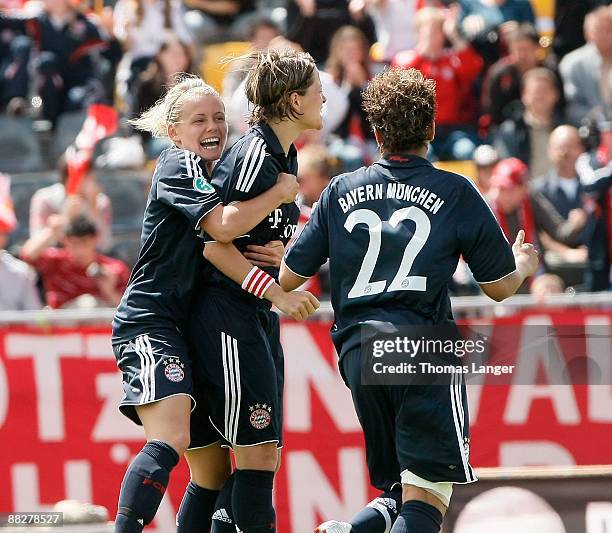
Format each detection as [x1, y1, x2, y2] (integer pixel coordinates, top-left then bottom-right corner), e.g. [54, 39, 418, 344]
[194, 177, 215, 194]
[249, 403, 272, 429]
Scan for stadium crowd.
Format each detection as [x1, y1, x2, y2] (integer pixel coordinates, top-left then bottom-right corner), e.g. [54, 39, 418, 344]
[0, 0, 611, 310]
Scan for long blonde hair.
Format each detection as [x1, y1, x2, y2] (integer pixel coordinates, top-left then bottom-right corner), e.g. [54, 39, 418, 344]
[130, 74, 220, 138]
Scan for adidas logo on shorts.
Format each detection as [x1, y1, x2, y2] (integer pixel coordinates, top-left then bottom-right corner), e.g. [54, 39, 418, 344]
[212, 508, 232, 524]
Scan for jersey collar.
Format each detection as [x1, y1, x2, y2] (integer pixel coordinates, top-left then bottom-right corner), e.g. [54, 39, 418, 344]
[253, 122, 298, 159]
[376, 153, 432, 168]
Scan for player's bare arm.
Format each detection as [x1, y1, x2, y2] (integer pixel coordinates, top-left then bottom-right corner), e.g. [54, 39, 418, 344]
[199, 173, 298, 243]
[479, 229, 539, 301]
[203, 243, 320, 320]
[279, 260, 310, 292]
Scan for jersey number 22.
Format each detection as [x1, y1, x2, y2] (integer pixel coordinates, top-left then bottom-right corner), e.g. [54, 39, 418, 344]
[344, 207, 431, 299]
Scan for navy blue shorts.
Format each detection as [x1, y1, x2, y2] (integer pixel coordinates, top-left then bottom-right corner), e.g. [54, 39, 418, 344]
[112, 330, 219, 448]
[341, 348, 476, 489]
[188, 289, 284, 448]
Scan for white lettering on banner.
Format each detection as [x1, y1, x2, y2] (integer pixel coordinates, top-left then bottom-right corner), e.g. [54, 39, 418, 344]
[11, 461, 92, 510]
[0, 355, 8, 430]
[586, 502, 612, 533]
[504, 316, 580, 425]
[6, 334, 81, 441]
[11, 464, 48, 511]
[466, 383, 483, 426]
[281, 324, 360, 432]
[92, 374, 144, 441]
[287, 449, 367, 533]
[500, 442, 575, 467]
[585, 317, 612, 422]
[65, 461, 93, 503]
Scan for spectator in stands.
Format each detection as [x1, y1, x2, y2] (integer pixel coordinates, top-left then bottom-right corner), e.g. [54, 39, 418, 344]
[532, 126, 585, 219]
[295, 144, 339, 298]
[552, 0, 610, 63]
[29, 151, 113, 252]
[297, 144, 339, 208]
[0, 174, 41, 311]
[222, 17, 281, 100]
[531, 126, 589, 286]
[393, 5, 483, 160]
[113, 0, 193, 104]
[20, 213, 129, 308]
[495, 67, 563, 179]
[285, 0, 375, 63]
[131, 34, 196, 156]
[0, 34, 31, 115]
[559, 5, 612, 127]
[577, 119, 612, 291]
[226, 36, 349, 141]
[481, 23, 562, 126]
[0, 0, 111, 124]
[183, 0, 257, 44]
[488, 157, 535, 245]
[530, 273, 565, 302]
[473, 143, 499, 193]
[348, 0, 420, 61]
[326, 26, 373, 145]
[458, 0, 535, 41]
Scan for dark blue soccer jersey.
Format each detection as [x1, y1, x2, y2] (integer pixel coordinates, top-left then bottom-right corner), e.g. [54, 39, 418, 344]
[112, 147, 221, 343]
[284, 154, 516, 356]
[203, 122, 300, 297]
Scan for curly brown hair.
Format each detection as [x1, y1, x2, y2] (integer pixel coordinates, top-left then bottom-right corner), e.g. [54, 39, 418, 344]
[362, 67, 436, 153]
[244, 48, 316, 125]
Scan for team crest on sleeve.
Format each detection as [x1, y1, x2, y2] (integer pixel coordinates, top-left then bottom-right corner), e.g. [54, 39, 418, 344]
[163, 357, 185, 382]
[193, 177, 215, 194]
[249, 403, 272, 429]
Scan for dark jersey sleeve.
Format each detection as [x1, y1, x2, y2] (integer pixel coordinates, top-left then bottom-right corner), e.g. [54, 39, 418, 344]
[457, 180, 516, 283]
[284, 185, 331, 278]
[212, 137, 279, 203]
[156, 148, 221, 230]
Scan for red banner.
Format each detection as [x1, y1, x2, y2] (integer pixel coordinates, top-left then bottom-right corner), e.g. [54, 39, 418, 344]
[0, 311, 611, 532]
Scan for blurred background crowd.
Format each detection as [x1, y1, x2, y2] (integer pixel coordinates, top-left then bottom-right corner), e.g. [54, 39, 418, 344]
[0, 0, 611, 311]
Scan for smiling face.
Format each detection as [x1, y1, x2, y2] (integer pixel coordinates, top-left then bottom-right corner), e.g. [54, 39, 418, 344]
[294, 70, 326, 131]
[168, 93, 228, 162]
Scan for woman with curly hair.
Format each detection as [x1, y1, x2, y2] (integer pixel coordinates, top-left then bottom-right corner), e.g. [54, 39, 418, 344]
[280, 67, 539, 533]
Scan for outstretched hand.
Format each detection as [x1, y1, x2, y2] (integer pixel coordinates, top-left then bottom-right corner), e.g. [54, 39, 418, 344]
[512, 229, 539, 278]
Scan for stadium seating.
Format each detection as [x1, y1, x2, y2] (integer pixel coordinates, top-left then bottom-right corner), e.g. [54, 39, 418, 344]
[50, 110, 88, 164]
[0, 116, 46, 173]
[200, 41, 252, 92]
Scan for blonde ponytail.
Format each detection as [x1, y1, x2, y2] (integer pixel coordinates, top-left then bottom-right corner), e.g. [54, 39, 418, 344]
[130, 74, 220, 138]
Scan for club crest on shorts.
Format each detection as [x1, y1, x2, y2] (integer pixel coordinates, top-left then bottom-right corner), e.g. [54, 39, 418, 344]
[163, 357, 185, 382]
[249, 403, 272, 429]
[193, 177, 215, 194]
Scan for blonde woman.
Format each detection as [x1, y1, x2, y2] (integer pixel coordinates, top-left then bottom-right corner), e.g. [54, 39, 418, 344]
[111, 75, 316, 533]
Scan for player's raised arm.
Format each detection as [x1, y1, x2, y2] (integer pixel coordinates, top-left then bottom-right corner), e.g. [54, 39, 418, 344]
[478, 230, 539, 301]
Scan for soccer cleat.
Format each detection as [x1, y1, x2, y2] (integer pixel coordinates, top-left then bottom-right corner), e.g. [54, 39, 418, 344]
[315, 520, 352, 533]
